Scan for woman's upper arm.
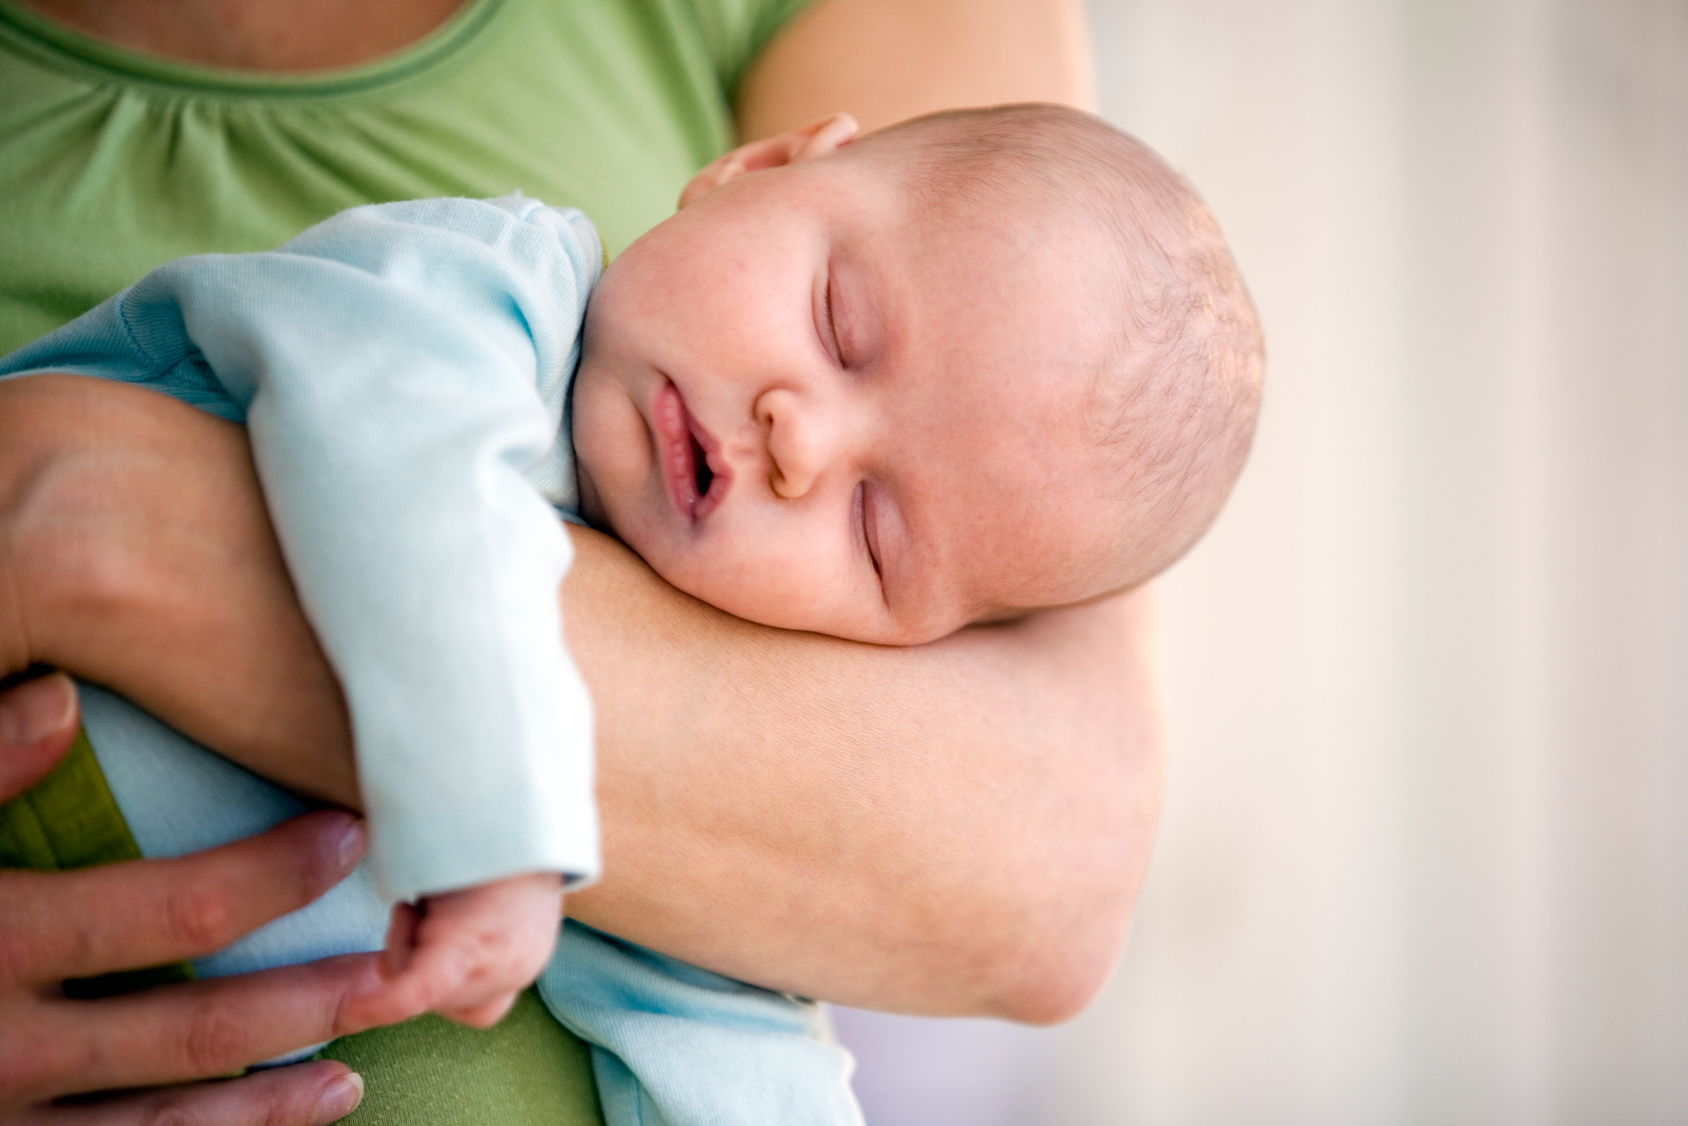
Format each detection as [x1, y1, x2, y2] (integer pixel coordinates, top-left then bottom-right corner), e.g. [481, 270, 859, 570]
[736, 0, 1096, 139]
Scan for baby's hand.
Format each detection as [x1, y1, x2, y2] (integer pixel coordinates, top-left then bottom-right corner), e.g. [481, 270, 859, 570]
[345, 871, 564, 1029]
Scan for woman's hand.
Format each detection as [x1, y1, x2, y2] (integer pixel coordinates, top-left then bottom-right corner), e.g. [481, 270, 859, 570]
[0, 673, 377, 1125]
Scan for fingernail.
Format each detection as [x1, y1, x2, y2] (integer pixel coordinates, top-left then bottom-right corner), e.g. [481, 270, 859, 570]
[312, 1072, 364, 1124]
[337, 819, 369, 875]
[0, 673, 75, 746]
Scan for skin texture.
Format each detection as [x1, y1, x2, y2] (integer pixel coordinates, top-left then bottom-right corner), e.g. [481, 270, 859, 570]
[0, 0, 1167, 1118]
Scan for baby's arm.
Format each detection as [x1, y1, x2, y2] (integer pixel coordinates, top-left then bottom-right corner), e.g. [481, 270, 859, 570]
[0, 197, 605, 1024]
[362, 872, 563, 1027]
[207, 199, 604, 1025]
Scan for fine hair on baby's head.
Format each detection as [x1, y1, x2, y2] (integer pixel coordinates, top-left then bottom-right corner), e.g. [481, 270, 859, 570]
[844, 104, 1264, 609]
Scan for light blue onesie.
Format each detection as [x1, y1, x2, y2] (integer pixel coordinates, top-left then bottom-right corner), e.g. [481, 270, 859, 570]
[0, 195, 862, 1126]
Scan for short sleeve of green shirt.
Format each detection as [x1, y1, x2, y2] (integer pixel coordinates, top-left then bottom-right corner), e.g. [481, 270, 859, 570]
[678, 0, 813, 96]
[0, 0, 817, 353]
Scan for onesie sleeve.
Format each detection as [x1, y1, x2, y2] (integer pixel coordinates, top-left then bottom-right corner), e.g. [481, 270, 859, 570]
[0, 196, 604, 901]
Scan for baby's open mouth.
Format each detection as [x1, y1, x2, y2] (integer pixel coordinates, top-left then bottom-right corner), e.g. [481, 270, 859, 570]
[654, 380, 728, 522]
[692, 433, 714, 497]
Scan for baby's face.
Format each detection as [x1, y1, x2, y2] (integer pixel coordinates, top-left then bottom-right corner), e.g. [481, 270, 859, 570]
[572, 150, 1123, 644]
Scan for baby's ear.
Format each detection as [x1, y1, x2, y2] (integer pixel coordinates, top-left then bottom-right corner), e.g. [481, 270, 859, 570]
[678, 112, 858, 209]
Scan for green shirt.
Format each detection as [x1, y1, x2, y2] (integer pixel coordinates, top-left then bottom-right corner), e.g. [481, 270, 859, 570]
[0, 0, 812, 352]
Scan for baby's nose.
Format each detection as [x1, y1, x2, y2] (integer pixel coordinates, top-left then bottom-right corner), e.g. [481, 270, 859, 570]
[756, 387, 841, 499]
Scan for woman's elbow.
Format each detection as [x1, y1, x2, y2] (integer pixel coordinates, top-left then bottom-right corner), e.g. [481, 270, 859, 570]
[984, 841, 1155, 1025]
[982, 745, 1166, 1024]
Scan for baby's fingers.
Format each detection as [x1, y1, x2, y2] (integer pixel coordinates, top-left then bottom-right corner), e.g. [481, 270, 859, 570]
[411, 876, 561, 1025]
[340, 875, 562, 1029]
[395, 921, 546, 1028]
[341, 928, 502, 1030]
[335, 905, 458, 1029]
[435, 989, 522, 1030]
[378, 901, 421, 978]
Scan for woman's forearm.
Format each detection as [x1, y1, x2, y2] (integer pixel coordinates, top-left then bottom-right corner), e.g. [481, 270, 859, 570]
[1, 376, 359, 804]
[564, 534, 1165, 1021]
[4, 375, 1165, 1021]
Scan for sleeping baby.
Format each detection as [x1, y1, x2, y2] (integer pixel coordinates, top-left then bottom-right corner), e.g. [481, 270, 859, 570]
[0, 104, 1261, 1125]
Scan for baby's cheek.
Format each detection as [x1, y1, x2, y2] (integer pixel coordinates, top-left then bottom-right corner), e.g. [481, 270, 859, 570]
[662, 550, 767, 612]
[573, 407, 654, 522]
[675, 549, 879, 638]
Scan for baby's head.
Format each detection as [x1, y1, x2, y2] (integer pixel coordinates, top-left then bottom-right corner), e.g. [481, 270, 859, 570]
[572, 104, 1262, 644]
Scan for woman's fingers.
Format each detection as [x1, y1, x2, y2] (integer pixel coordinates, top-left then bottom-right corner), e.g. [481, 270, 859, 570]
[10, 1060, 364, 1126]
[0, 811, 368, 984]
[0, 806, 402, 1111]
[2, 955, 390, 1110]
[30, 956, 392, 1099]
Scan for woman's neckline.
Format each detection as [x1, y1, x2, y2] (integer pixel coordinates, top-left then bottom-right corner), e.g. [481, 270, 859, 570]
[0, 0, 506, 97]
[9, 0, 469, 72]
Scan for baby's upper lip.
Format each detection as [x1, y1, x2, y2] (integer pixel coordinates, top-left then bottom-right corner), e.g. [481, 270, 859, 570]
[652, 380, 730, 523]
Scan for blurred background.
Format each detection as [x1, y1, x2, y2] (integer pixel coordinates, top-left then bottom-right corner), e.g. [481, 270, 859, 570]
[833, 0, 1688, 1122]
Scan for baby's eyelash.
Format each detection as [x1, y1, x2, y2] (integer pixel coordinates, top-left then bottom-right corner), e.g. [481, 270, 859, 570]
[858, 483, 882, 578]
[823, 274, 843, 365]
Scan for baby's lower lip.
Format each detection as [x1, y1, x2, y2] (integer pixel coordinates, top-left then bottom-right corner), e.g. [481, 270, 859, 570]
[652, 381, 729, 523]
